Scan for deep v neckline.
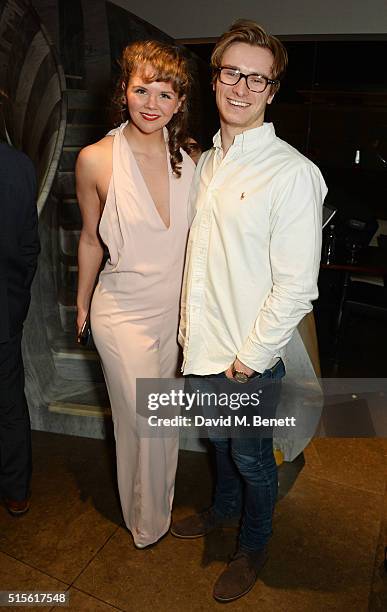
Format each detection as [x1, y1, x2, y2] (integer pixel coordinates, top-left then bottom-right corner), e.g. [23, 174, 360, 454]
[122, 128, 172, 231]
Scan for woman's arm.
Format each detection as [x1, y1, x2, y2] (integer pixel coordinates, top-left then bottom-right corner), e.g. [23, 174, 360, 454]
[75, 145, 105, 334]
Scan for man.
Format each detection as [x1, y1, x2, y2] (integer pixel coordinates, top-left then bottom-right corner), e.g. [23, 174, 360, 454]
[0, 138, 39, 516]
[172, 20, 327, 602]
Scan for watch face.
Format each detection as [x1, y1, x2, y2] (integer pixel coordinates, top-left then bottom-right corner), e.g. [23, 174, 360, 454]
[234, 371, 249, 383]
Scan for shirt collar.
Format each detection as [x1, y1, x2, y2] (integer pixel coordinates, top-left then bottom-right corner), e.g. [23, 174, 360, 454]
[212, 122, 275, 153]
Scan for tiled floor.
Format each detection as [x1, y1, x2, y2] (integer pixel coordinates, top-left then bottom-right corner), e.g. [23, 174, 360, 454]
[0, 432, 386, 611]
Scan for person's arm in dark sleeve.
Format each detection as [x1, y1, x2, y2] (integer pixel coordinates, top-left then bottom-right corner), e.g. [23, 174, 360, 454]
[18, 158, 40, 289]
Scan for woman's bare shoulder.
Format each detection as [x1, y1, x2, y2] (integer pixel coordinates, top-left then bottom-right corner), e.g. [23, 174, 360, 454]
[77, 135, 114, 173]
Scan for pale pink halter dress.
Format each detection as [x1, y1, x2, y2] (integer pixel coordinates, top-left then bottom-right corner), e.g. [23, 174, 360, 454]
[90, 123, 195, 547]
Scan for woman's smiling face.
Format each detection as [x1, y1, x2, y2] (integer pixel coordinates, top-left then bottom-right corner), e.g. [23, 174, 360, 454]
[125, 65, 182, 134]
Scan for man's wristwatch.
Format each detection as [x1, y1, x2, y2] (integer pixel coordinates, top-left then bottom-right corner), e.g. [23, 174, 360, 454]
[232, 365, 253, 383]
[233, 370, 249, 383]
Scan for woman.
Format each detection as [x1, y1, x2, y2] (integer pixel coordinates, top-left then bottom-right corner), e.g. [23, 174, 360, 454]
[76, 40, 195, 548]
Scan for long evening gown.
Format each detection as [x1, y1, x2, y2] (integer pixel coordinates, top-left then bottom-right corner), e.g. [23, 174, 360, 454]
[90, 123, 195, 547]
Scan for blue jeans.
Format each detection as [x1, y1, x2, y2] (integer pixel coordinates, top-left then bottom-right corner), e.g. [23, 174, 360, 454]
[208, 359, 285, 553]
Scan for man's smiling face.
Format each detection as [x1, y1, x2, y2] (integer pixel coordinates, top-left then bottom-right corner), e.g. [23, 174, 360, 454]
[214, 42, 275, 135]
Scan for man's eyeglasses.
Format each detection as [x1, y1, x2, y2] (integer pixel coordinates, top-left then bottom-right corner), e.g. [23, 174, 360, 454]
[217, 67, 278, 93]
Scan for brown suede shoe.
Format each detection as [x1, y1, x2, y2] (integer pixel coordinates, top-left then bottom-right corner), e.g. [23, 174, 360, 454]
[213, 548, 268, 603]
[4, 497, 30, 516]
[171, 508, 239, 539]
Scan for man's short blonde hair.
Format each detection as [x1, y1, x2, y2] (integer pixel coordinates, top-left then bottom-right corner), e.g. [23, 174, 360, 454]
[211, 19, 288, 93]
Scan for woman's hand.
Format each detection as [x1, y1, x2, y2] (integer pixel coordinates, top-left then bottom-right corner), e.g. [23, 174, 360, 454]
[77, 309, 89, 336]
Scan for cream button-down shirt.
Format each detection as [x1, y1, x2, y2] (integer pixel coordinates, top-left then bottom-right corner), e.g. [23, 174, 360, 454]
[180, 122, 328, 375]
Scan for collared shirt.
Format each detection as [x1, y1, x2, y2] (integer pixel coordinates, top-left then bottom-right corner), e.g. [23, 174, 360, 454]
[179, 122, 328, 376]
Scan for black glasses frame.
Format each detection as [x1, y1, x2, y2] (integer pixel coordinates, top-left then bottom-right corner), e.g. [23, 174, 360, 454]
[217, 67, 278, 93]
